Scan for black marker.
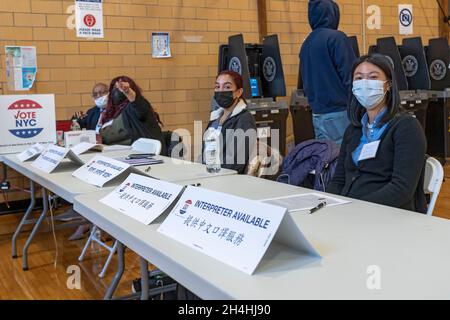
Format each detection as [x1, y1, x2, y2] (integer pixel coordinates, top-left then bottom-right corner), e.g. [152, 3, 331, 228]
[310, 201, 326, 214]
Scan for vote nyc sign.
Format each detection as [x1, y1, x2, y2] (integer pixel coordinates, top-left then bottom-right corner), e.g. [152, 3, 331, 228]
[399, 4, 413, 35]
[0, 94, 56, 154]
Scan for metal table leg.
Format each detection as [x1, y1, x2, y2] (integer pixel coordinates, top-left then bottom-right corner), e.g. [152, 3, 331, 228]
[22, 187, 48, 271]
[12, 179, 36, 258]
[104, 241, 125, 300]
[140, 258, 149, 300]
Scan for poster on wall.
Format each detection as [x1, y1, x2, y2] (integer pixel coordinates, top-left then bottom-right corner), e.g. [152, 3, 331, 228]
[75, 0, 104, 38]
[399, 4, 413, 35]
[0, 94, 56, 155]
[152, 32, 171, 58]
[4, 46, 37, 91]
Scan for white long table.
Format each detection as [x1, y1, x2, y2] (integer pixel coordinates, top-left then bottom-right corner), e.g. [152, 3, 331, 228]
[2, 151, 236, 271]
[74, 174, 450, 299]
[2, 151, 236, 203]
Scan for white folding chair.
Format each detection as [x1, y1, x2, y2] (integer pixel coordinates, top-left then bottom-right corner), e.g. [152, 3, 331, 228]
[423, 157, 444, 216]
[131, 138, 162, 155]
[79, 138, 163, 277]
[78, 226, 118, 278]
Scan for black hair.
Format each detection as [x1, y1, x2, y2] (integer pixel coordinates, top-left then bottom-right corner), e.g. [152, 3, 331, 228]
[348, 54, 401, 127]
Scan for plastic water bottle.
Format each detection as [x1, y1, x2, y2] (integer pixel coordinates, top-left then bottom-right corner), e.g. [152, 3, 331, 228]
[204, 129, 221, 173]
[71, 119, 81, 131]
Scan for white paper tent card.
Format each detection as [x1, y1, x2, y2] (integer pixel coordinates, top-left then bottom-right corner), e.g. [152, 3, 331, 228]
[31, 144, 84, 173]
[70, 142, 104, 155]
[100, 173, 184, 225]
[72, 155, 147, 188]
[17, 143, 45, 162]
[158, 186, 320, 275]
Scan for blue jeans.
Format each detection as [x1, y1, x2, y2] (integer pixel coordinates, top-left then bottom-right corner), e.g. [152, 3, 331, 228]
[312, 110, 350, 145]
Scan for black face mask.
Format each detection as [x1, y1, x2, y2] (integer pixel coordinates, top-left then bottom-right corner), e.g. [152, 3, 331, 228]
[214, 91, 235, 109]
[111, 88, 127, 105]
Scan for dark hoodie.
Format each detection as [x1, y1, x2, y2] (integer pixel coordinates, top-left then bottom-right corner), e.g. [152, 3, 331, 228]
[300, 0, 356, 114]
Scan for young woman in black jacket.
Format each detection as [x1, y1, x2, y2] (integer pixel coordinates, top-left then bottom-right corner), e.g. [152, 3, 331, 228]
[202, 70, 257, 174]
[327, 54, 427, 213]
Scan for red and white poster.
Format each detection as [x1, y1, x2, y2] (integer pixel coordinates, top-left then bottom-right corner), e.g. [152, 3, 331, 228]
[0, 95, 56, 154]
[75, 0, 104, 38]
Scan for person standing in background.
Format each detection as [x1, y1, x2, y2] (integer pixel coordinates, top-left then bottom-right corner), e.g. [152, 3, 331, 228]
[300, 0, 356, 145]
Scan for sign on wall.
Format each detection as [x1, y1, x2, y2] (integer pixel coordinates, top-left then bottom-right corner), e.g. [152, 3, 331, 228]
[399, 4, 413, 35]
[75, 0, 104, 38]
[0, 94, 56, 154]
[4, 46, 37, 91]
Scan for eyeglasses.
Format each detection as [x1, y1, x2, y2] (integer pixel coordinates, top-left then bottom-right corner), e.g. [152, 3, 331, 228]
[92, 91, 108, 98]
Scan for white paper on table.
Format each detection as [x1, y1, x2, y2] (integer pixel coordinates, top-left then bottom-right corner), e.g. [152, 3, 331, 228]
[158, 186, 319, 275]
[72, 154, 141, 187]
[71, 142, 103, 155]
[17, 143, 45, 162]
[260, 193, 351, 213]
[101, 144, 132, 152]
[100, 173, 183, 225]
[31, 145, 69, 173]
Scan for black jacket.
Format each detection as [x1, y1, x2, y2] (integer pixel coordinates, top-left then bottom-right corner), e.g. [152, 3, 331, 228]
[122, 95, 166, 155]
[327, 114, 427, 213]
[203, 104, 257, 174]
[78, 106, 101, 131]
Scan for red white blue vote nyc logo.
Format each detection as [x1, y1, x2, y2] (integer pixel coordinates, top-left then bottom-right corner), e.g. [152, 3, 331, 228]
[8, 99, 44, 139]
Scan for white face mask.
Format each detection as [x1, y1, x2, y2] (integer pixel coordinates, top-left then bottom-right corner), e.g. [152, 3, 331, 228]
[94, 94, 108, 109]
[352, 79, 387, 110]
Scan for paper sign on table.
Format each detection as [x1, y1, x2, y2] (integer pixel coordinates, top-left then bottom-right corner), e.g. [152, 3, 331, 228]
[70, 142, 103, 155]
[72, 155, 147, 188]
[64, 130, 96, 148]
[100, 173, 183, 225]
[158, 186, 320, 275]
[31, 145, 84, 173]
[17, 143, 45, 162]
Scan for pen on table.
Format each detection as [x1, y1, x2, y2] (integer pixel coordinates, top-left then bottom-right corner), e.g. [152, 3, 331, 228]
[309, 201, 326, 214]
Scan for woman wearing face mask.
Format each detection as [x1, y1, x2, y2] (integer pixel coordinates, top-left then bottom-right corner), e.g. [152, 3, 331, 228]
[202, 70, 257, 174]
[99, 76, 166, 155]
[327, 54, 427, 213]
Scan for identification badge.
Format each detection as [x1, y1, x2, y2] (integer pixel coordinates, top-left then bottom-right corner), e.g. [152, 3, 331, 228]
[358, 140, 381, 161]
[102, 120, 113, 129]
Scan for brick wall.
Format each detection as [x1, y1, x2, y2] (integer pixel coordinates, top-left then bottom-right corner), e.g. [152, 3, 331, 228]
[0, 0, 441, 203]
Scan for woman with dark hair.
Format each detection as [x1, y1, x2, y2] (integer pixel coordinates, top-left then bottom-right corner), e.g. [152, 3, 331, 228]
[100, 75, 166, 155]
[202, 70, 257, 174]
[327, 54, 427, 213]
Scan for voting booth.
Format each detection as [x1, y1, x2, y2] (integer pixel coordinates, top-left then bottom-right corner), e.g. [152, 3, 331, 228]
[290, 36, 361, 146]
[425, 37, 450, 163]
[218, 34, 288, 156]
[373, 37, 430, 130]
[372, 36, 450, 164]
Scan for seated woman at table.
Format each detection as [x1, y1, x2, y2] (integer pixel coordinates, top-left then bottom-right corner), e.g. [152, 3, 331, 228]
[99, 75, 166, 155]
[327, 54, 427, 213]
[202, 70, 257, 174]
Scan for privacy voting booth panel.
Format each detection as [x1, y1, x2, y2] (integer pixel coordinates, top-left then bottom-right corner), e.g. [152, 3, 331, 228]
[218, 34, 286, 99]
[348, 36, 360, 58]
[399, 37, 431, 90]
[424, 37, 450, 163]
[426, 37, 450, 91]
[376, 37, 409, 90]
[262, 35, 286, 98]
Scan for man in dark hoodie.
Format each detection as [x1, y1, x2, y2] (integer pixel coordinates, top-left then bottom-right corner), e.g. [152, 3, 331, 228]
[300, 0, 356, 145]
